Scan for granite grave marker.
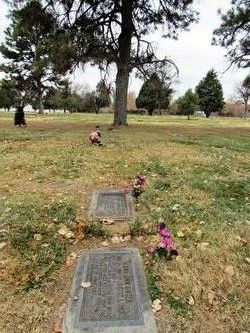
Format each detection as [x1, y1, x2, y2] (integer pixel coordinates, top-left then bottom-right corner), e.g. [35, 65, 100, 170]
[63, 248, 157, 333]
[89, 190, 134, 221]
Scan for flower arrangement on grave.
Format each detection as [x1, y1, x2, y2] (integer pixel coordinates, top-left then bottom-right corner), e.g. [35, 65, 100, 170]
[147, 222, 178, 260]
[130, 175, 147, 202]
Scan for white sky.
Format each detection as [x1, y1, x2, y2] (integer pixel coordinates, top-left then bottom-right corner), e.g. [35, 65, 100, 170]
[0, 0, 249, 100]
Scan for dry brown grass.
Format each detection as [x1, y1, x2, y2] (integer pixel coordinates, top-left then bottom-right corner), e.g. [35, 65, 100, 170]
[0, 113, 249, 332]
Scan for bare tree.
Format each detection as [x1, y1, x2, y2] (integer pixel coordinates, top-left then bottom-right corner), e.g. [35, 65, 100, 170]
[235, 75, 250, 118]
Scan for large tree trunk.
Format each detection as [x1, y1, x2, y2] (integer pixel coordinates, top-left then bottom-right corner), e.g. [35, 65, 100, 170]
[148, 109, 154, 116]
[244, 98, 248, 118]
[38, 97, 44, 114]
[38, 84, 44, 114]
[113, 0, 133, 127]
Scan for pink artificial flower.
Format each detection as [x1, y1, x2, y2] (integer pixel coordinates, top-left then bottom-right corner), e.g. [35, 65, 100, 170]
[160, 236, 174, 249]
[146, 245, 155, 254]
[159, 228, 171, 238]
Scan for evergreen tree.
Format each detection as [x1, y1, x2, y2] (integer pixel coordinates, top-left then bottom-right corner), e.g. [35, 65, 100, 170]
[43, 87, 58, 111]
[95, 80, 111, 114]
[0, 1, 69, 113]
[42, 0, 198, 125]
[59, 79, 72, 113]
[0, 79, 20, 111]
[82, 92, 97, 113]
[213, 0, 250, 68]
[196, 69, 224, 118]
[136, 73, 172, 115]
[177, 89, 199, 120]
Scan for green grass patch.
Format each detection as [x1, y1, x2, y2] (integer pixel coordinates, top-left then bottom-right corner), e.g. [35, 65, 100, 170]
[48, 201, 77, 225]
[82, 220, 108, 238]
[145, 267, 161, 301]
[167, 295, 190, 317]
[129, 218, 144, 236]
[0, 197, 76, 291]
[154, 179, 171, 191]
[142, 156, 168, 176]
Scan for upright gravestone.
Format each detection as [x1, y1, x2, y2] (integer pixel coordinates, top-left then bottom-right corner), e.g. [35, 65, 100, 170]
[89, 190, 134, 221]
[63, 248, 158, 333]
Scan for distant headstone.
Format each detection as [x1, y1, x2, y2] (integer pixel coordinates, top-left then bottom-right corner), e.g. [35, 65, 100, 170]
[63, 248, 157, 333]
[89, 190, 134, 221]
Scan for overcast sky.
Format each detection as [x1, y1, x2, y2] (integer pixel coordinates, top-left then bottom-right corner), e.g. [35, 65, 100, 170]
[0, 0, 248, 100]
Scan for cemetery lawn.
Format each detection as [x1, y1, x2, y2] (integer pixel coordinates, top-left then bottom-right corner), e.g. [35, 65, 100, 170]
[0, 112, 249, 333]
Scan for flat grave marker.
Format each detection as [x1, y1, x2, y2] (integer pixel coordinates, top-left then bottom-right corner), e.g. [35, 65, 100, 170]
[89, 190, 134, 221]
[63, 248, 157, 333]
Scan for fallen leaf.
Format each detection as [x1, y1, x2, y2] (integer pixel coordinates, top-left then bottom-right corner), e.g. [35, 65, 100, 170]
[47, 223, 54, 229]
[34, 233, 42, 241]
[235, 235, 248, 246]
[152, 299, 162, 312]
[188, 296, 195, 306]
[123, 235, 131, 242]
[177, 231, 184, 238]
[196, 230, 202, 238]
[81, 281, 91, 288]
[58, 225, 75, 239]
[245, 257, 250, 265]
[101, 218, 115, 225]
[54, 320, 62, 333]
[175, 255, 183, 262]
[225, 265, 234, 276]
[172, 204, 180, 212]
[65, 252, 77, 267]
[207, 292, 215, 305]
[197, 242, 209, 250]
[0, 242, 7, 251]
[111, 236, 120, 244]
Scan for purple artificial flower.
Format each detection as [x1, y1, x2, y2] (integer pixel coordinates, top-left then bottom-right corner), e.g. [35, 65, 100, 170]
[157, 222, 166, 231]
[137, 175, 147, 185]
[170, 249, 179, 257]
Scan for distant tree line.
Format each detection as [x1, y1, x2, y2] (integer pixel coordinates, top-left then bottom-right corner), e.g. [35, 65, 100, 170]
[42, 79, 111, 113]
[0, 0, 248, 121]
[0, 78, 111, 113]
